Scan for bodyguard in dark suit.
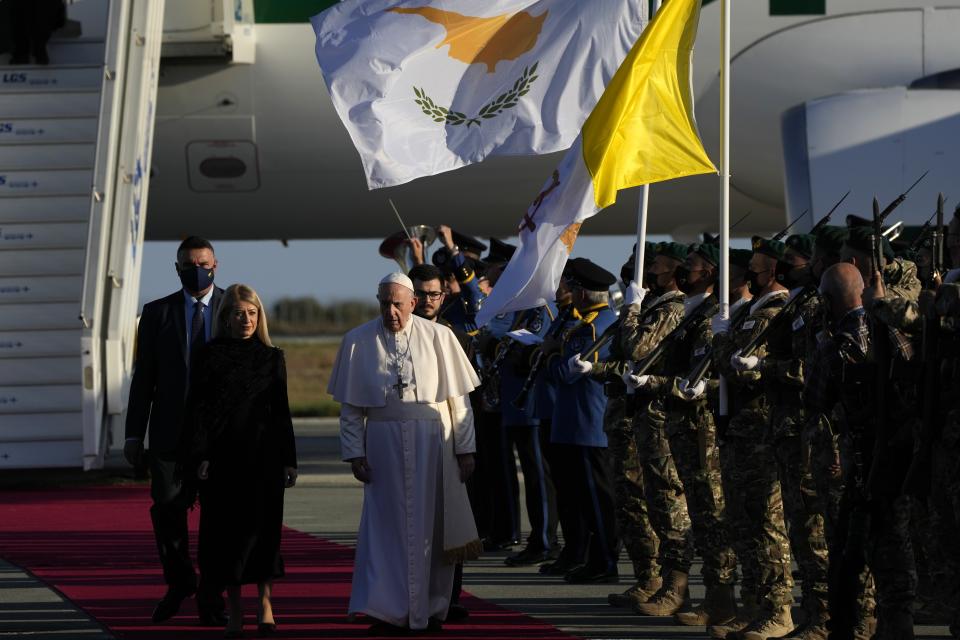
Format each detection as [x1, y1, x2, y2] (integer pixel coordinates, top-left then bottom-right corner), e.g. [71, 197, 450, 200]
[124, 236, 225, 624]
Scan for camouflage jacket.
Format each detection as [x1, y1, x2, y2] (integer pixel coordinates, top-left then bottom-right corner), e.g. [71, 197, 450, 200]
[713, 289, 790, 406]
[758, 288, 821, 396]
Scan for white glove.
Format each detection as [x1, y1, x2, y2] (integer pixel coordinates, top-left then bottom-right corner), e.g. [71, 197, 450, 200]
[623, 281, 647, 307]
[710, 314, 730, 336]
[678, 378, 706, 400]
[730, 350, 760, 371]
[568, 354, 593, 375]
[621, 366, 650, 390]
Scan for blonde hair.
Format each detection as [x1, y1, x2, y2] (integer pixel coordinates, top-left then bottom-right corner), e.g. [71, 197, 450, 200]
[216, 284, 273, 346]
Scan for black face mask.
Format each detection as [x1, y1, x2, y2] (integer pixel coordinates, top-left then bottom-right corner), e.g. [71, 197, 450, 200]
[775, 261, 813, 289]
[178, 264, 215, 293]
[746, 269, 766, 296]
[644, 270, 664, 295]
[674, 265, 691, 292]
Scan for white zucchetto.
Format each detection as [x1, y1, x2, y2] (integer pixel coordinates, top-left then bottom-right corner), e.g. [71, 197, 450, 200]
[379, 272, 415, 292]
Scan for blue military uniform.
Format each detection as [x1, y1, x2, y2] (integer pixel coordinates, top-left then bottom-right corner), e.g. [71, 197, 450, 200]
[544, 257, 621, 582]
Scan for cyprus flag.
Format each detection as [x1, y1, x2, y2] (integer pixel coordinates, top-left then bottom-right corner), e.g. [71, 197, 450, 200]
[311, 0, 646, 189]
[476, 0, 715, 326]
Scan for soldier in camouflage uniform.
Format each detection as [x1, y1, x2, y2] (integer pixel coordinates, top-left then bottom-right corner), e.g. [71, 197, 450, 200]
[806, 262, 917, 640]
[588, 247, 664, 607]
[748, 233, 832, 639]
[644, 242, 739, 626]
[618, 242, 694, 616]
[709, 237, 795, 640]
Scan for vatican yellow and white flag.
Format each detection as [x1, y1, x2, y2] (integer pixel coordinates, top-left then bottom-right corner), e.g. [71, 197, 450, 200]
[477, 0, 716, 326]
[311, 0, 646, 189]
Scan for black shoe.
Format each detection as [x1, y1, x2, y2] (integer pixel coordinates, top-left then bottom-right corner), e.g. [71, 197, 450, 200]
[505, 546, 560, 567]
[257, 621, 277, 636]
[199, 610, 229, 626]
[368, 620, 409, 636]
[539, 557, 583, 576]
[151, 585, 197, 623]
[446, 604, 469, 622]
[426, 617, 443, 632]
[483, 537, 521, 552]
[564, 565, 619, 584]
[33, 49, 50, 65]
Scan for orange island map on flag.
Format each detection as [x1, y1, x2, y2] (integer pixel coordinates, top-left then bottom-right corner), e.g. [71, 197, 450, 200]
[311, 0, 647, 188]
[477, 0, 716, 326]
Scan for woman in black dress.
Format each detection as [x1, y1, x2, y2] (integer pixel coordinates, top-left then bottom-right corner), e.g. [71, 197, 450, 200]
[183, 284, 298, 638]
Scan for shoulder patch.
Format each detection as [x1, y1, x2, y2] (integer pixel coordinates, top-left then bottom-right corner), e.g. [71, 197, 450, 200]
[741, 319, 756, 331]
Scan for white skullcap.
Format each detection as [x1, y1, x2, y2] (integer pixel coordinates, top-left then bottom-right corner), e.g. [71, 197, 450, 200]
[379, 272, 414, 292]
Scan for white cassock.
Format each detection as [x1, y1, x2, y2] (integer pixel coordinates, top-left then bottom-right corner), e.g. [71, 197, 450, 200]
[327, 314, 481, 630]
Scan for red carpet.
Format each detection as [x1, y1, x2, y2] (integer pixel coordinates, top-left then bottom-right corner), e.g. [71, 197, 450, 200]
[0, 485, 574, 639]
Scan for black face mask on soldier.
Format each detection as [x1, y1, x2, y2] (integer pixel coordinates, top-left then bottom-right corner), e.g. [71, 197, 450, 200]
[775, 261, 813, 289]
[746, 269, 767, 296]
[674, 265, 691, 292]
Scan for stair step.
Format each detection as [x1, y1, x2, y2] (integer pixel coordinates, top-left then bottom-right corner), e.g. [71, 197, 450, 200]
[0, 67, 103, 93]
[0, 223, 88, 250]
[0, 249, 85, 276]
[0, 303, 80, 331]
[0, 170, 92, 196]
[44, 41, 107, 66]
[0, 439, 84, 469]
[0, 117, 98, 144]
[0, 195, 90, 223]
[0, 276, 83, 303]
[0, 413, 82, 442]
[0, 331, 79, 359]
[0, 384, 80, 413]
[0, 143, 96, 170]
[0, 92, 100, 118]
[0, 357, 79, 385]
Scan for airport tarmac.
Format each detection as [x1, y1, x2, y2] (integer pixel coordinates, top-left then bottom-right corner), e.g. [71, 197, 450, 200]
[0, 419, 951, 639]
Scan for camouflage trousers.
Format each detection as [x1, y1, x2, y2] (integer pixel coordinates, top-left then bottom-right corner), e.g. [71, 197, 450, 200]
[930, 408, 960, 616]
[770, 405, 830, 615]
[664, 400, 737, 586]
[604, 395, 660, 581]
[633, 397, 693, 575]
[720, 406, 794, 609]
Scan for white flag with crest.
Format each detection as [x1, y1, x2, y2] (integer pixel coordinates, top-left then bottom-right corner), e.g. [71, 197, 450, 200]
[311, 0, 646, 189]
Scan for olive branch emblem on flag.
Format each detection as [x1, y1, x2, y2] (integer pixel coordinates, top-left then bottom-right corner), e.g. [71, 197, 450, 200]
[413, 62, 540, 127]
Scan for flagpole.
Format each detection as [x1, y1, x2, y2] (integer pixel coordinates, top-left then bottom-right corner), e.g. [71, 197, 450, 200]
[718, 0, 731, 415]
[632, 0, 662, 285]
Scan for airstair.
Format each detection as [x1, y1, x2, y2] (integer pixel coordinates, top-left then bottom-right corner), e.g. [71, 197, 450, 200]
[0, 0, 165, 469]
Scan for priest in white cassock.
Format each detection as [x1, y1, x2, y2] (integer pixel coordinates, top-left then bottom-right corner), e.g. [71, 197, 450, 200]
[328, 272, 482, 633]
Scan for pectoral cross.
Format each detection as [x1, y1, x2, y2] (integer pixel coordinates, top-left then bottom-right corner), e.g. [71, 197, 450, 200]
[393, 375, 409, 399]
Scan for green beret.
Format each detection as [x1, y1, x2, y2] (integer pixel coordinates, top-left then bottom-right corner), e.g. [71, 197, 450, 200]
[656, 241, 688, 262]
[814, 225, 848, 253]
[751, 236, 786, 261]
[730, 249, 753, 269]
[694, 242, 720, 267]
[844, 226, 895, 261]
[785, 234, 815, 259]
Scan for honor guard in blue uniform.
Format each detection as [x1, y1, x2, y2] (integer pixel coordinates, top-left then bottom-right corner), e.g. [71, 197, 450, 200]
[489, 238, 560, 566]
[543, 258, 620, 583]
[435, 227, 487, 335]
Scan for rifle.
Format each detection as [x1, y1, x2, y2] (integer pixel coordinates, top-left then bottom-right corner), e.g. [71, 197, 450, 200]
[908, 208, 940, 253]
[809, 190, 851, 235]
[877, 170, 928, 223]
[772, 209, 809, 242]
[684, 300, 755, 387]
[739, 287, 819, 359]
[629, 298, 719, 378]
[579, 316, 622, 361]
[902, 192, 946, 496]
[512, 305, 574, 408]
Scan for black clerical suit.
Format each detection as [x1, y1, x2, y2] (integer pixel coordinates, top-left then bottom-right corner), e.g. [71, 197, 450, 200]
[125, 287, 223, 612]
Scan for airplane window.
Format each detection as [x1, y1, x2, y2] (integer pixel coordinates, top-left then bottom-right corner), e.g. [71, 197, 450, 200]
[199, 157, 247, 178]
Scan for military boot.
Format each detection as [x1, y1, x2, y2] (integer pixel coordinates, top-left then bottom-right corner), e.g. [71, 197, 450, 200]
[675, 583, 737, 626]
[782, 612, 829, 640]
[607, 576, 662, 609]
[708, 592, 761, 639]
[633, 570, 689, 616]
[874, 611, 914, 640]
[739, 605, 794, 640]
[852, 613, 877, 640]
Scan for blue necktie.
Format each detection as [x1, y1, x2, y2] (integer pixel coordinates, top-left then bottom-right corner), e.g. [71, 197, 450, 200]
[190, 299, 205, 360]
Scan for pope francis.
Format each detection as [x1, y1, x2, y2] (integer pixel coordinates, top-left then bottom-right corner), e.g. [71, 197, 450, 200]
[328, 273, 482, 633]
